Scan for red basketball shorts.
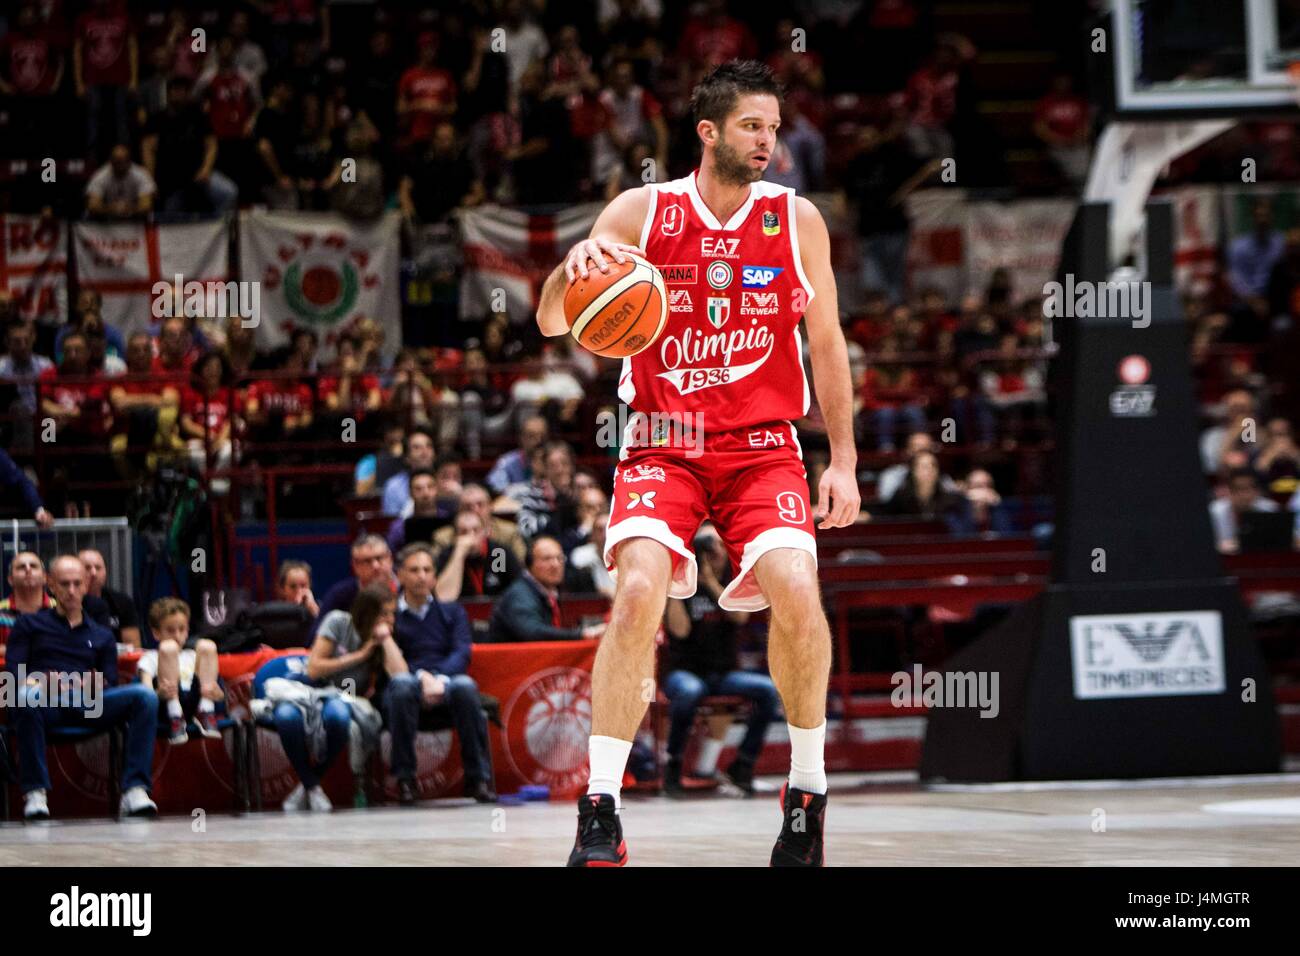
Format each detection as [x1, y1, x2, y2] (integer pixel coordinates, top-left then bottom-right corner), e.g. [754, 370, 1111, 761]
[603, 417, 818, 611]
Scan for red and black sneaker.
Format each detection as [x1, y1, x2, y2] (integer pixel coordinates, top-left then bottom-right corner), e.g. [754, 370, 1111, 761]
[566, 793, 628, 867]
[770, 783, 827, 867]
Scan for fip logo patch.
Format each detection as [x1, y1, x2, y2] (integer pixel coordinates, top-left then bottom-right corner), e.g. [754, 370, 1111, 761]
[742, 265, 783, 288]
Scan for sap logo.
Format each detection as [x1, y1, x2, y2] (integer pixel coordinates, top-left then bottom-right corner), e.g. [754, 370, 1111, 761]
[747, 429, 786, 447]
[661, 203, 684, 237]
[661, 264, 697, 284]
[701, 236, 740, 258]
[740, 291, 779, 315]
[668, 289, 694, 313]
[742, 266, 783, 287]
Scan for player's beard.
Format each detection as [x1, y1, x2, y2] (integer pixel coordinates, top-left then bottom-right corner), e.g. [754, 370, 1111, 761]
[711, 136, 763, 186]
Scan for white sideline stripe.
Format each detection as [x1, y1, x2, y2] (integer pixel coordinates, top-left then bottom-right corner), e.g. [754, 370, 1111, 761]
[925, 772, 1300, 793]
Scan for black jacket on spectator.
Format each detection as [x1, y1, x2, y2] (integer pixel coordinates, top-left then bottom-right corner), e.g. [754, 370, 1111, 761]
[665, 584, 739, 678]
[85, 588, 138, 645]
[487, 573, 582, 643]
[434, 538, 521, 598]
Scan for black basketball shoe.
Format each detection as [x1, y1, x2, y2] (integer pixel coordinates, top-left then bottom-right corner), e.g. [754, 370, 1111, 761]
[566, 793, 628, 867]
[770, 783, 827, 867]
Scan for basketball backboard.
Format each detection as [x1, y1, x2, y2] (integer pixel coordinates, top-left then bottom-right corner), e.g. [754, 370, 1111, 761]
[1112, 0, 1300, 115]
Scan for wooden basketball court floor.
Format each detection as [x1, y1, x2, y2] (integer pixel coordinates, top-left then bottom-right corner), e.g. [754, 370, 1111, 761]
[4, 770, 1300, 866]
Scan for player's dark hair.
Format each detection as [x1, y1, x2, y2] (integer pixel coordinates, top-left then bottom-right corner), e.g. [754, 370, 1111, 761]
[691, 59, 784, 128]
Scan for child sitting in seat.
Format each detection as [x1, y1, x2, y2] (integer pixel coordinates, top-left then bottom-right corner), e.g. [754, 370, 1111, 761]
[136, 597, 225, 744]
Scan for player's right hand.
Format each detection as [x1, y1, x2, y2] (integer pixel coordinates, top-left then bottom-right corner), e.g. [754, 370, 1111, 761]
[565, 238, 644, 282]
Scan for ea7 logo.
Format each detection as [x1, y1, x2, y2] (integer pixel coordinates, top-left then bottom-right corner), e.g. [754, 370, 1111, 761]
[661, 203, 684, 236]
[701, 236, 740, 258]
[668, 289, 693, 312]
[628, 490, 657, 510]
[742, 266, 783, 287]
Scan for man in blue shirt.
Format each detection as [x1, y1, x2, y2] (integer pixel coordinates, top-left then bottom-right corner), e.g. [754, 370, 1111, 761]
[312, 534, 396, 634]
[5, 555, 159, 821]
[384, 542, 496, 805]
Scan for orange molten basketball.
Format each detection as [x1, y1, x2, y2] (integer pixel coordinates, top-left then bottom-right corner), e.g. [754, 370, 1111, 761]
[563, 253, 667, 358]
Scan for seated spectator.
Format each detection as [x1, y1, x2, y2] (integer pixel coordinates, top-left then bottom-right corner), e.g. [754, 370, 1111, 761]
[0, 551, 53, 657]
[142, 75, 238, 220]
[243, 346, 316, 453]
[6, 555, 159, 821]
[277, 559, 321, 619]
[1201, 389, 1257, 475]
[109, 332, 180, 476]
[319, 335, 382, 432]
[84, 325, 126, 378]
[435, 507, 522, 601]
[509, 353, 585, 426]
[976, 335, 1048, 446]
[304, 585, 398, 809]
[386, 543, 497, 804]
[0, 449, 55, 528]
[662, 527, 779, 796]
[54, 308, 126, 365]
[1227, 199, 1285, 339]
[861, 336, 927, 452]
[38, 331, 114, 445]
[0, 320, 55, 414]
[503, 440, 578, 540]
[880, 450, 963, 520]
[85, 144, 156, 220]
[181, 351, 237, 494]
[568, 512, 615, 598]
[315, 534, 397, 626]
[79, 548, 141, 647]
[1033, 73, 1091, 186]
[221, 314, 262, 376]
[1254, 417, 1300, 494]
[459, 347, 513, 460]
[432, 482, 527, 564]
[135, 598, 223, 745]
[380, 427, 436, 516]
[153, 316, 199, 378]
[876, 432, 956, 502]
[354, 418, 407, 497]
[485, 414, 549, 494]
[561, 484, 610, 554]
[387, 467, 457, 551]
[384, 349, 459, 452]
[488, 536, 606, 643]
[1211, 467, 1284, 553]
[947, 469, 1015, 535]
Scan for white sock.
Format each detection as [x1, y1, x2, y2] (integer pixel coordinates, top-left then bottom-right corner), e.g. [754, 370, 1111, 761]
[693, 738, 725, 777]
[198, 697, 215, 713]
[787, 721, 827, 795]
[586, 735, 632, 809]
[167, 698, 183, 719]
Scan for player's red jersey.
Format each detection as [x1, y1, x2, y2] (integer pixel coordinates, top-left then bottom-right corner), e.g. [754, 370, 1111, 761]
[619, 171, 814, 435]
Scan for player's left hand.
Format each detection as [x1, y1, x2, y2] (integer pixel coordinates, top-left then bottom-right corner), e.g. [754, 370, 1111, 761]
[815, 463, 861, 529]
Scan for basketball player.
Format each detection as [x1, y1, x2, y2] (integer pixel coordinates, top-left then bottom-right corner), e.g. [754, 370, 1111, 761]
[536, 60, 859, 866]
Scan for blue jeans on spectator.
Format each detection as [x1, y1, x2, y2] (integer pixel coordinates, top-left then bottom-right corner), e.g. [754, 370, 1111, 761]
[158, 173, 239, 221]
[873, 404, 927, 451]
[272, 699, 351, 790]
[13, 681, 158, 794]
[860, 230, 909, 304]
[381, 672, 492, 785]
[663, 669, 781, 767]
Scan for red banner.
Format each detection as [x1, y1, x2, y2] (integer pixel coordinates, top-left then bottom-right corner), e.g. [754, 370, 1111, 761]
[3, 642, 598, 817]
